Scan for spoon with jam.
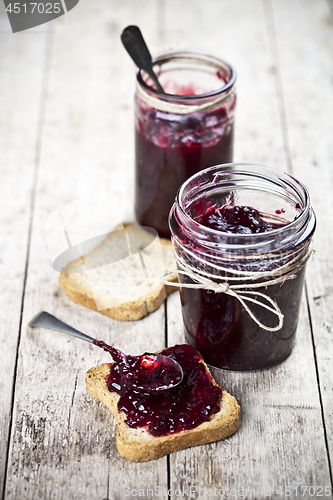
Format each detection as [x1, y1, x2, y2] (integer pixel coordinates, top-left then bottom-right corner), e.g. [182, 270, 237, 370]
[29, 312, 183, 392]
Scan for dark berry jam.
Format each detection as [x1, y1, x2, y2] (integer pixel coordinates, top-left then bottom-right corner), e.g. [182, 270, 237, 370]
[120, 353, 183, 392]
[107, 344, 222, 437]
[93, 341, 182, 392]
[170, 164, 316, 371]
[175, 204, 310, 370]
[180, 267, 307, 371]
[135, 95, 236, 239]
[194, 204, 280, 234]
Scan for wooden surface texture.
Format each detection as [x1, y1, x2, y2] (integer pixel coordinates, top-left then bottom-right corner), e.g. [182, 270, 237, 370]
[0, 0, 332, 499]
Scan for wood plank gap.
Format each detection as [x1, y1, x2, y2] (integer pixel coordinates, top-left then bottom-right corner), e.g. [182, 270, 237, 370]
[1, 32, 54, 500]
[167, 454, 171, 499]
[105, 467, 110, 500]
[327, 0, 333, 24]
[164, 297, 172, 498]
[305, 283, 333, 486]
[1, 247, 30, 500]
[164, 299, 168, 348]
[67, 371, 79, 432]
[263, 0, 293, 173]
[157, 0, 166, 40]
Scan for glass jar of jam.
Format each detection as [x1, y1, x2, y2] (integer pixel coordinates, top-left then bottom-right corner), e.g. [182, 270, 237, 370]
[135, 50, 237, 239]
[169, 164, 316, 371]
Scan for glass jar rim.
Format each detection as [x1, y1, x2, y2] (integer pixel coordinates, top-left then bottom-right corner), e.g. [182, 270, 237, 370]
[136, 49, 237, 103]
[171, 163, 315, 253]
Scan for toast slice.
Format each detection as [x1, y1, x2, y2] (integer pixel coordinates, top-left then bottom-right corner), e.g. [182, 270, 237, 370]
[59, 223, 177, 321]
[86, 348, 240, 462]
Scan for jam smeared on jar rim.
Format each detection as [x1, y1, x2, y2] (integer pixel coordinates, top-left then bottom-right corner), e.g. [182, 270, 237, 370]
[93, 341, 183, 392]
[148, 75, 229, 96]
[193, 203, 287, 234]
[106, 344, 223, 437]
[157, 81, 206, 96]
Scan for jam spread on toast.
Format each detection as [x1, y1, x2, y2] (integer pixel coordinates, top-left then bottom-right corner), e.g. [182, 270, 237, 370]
[107, 344, 222, 437]
[94, 340, 182, 391]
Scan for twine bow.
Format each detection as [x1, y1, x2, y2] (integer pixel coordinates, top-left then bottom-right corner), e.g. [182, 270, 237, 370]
[163, 243, 313, 333]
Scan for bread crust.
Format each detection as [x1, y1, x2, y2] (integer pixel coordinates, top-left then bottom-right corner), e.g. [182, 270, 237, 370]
[85, 361, 240, 462]
[59, 223, 178, 321]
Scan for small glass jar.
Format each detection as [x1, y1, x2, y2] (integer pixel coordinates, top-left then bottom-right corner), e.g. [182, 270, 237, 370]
[135, 50, 237, 239]
[169, 164, 316, 371]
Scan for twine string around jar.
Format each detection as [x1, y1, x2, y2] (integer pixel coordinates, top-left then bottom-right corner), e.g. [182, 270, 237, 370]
[163, 242, 313, 333]
[136, 81, 236, 115]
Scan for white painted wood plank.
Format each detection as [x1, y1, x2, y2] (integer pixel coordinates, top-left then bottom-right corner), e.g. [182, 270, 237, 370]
[161, 0, 287, 168]
[271, 0, 333, 470]
[0, 28, 47, 497]
[4, 1, 170, 498]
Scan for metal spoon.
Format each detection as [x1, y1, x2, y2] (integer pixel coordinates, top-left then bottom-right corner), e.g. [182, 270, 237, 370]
[29, 312, 183, 392]
[121, 25, 164, 93]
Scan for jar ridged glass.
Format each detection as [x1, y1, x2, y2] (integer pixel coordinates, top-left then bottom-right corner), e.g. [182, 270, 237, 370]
[169, 163, 316, 371]
[135, 50, 237, 239]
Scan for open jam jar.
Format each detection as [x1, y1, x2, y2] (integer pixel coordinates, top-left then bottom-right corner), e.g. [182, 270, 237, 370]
[169, 164, 316, 371]
[135, 50, 237, 239]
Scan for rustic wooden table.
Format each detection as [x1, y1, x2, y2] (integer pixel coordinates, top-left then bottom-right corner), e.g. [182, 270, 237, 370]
[1, 0, 332, 499]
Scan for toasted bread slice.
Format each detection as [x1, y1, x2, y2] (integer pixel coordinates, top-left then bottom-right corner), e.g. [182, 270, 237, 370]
[59, 223, 177, 321]
[86, 353, 240, 462]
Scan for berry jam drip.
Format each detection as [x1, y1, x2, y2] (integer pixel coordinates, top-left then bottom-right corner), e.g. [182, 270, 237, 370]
[107, 344, 222, 437]
[193, 204, 280, 234]
[177, 203, 310, 371]
[93, 341, 183, 392]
